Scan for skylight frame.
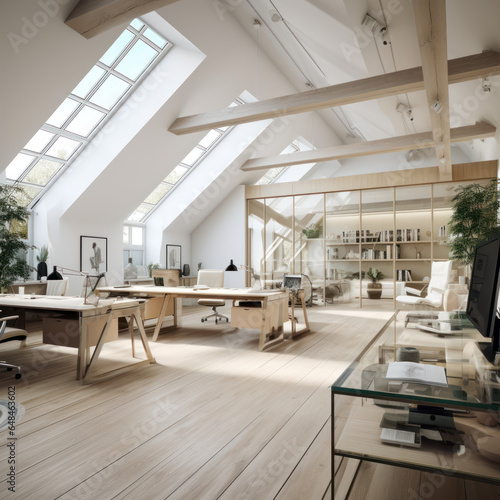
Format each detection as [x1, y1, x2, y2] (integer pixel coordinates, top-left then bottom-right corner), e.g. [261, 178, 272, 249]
[6, 19, 172, 208]
[254, 140, 302, 186]
[126, 99, 244, 223]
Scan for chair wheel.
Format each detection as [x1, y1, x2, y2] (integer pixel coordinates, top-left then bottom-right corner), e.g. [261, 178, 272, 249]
[15, 373, 21, 379]
[226, 318, 228, 322]
[6, 367, 13, 372]
[215, 319, 218, 324]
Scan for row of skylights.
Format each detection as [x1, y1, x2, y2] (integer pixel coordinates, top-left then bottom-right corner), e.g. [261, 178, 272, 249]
[6, 18, 170, 207]
[126, 100, 243, 223]
[255, 140, 303, 185]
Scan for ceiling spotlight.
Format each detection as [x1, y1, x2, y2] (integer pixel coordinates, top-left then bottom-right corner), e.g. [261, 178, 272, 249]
[305, 82, 314, 88]
[396, 102, 413, 121]
[439, 156, 447, 164]
[253, 19, 261, 30]
[362, 13, 387, 36]
[430, 99, 442, 114]
[269, 10, 283, 22]
[482, 78, 492, 94]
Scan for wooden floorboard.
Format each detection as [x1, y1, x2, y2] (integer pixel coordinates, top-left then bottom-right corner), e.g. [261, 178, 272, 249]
[0, 302, 497, 499]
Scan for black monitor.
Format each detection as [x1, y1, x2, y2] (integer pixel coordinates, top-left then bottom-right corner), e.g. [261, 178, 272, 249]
[466, 234, 500, 364]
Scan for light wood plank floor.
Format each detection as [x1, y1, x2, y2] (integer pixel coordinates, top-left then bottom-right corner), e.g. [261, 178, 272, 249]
[0, 303, 498, 499]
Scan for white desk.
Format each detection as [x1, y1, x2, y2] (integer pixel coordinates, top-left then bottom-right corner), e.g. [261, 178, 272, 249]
[98, 286, 289, 351]
[0, 295, 155, 383]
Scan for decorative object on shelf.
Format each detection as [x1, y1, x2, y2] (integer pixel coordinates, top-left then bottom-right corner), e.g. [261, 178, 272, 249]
[225, 259, 238, 271]
[166, 244, 181, 270]
[0, 184, 34, 292]
[80, 236, 107, 273]
[302, 218, 322, 239]
[47, 266, 63, 280]
[396, 346, 420, 363]
[414, 243, 427, 259]
[448, 179, 500, 266]
[182, 264, 191, 276]
[124, 257, 138, 279]
[36, 245, 49, 279]
[366, 267, 384, 299]
[198, 262, 202, 271]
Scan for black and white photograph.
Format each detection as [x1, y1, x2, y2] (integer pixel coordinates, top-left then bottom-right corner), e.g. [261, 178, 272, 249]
[166, 244, 181, 270]
[80, 236, 107, 274]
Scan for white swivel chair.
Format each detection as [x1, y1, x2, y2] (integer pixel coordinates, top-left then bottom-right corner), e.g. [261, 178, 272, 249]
[197, 270, 228, 324]
[0, 315, 28, 379]
[46, 277, 69, 296]
[396, 260, 453, 309]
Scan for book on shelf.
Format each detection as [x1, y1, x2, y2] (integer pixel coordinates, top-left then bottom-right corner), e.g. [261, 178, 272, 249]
[386, 361, 448, 387]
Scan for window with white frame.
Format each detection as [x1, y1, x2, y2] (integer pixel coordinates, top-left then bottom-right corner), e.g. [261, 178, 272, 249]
[123, 224, 147, 276]
[126, 99, 243, 223]
[5, 18, 171, 208]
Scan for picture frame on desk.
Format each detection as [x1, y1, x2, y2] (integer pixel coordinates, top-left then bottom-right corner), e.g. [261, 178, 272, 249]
[80, 235, 107, 273]
[166, 244, 181, 270]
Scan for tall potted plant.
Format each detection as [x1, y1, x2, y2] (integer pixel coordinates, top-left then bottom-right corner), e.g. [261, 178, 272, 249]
[0, 185, 33, 291]
[448, 180, 500, 267]
[366, 267, 384, 299]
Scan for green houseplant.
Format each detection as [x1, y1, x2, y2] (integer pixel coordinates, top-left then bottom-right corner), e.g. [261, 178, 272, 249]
[366, 267, 384, 299]
[0, 184, 33, 291]
[448, 180, 500, 266]
[302, 218, 323, 239]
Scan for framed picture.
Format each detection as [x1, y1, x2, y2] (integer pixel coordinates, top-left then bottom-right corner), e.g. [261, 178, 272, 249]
[80, 236, 108, 274]
[166, 244, 181, 270]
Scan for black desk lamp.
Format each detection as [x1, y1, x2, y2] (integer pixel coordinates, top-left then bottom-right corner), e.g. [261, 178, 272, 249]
[225, 260, 238, 271]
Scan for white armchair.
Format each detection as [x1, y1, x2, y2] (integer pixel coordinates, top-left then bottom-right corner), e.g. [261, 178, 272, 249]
[396, 261, 453, 309]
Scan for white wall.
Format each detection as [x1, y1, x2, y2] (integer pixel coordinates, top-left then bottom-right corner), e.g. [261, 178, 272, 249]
[191, 186, 246, 288]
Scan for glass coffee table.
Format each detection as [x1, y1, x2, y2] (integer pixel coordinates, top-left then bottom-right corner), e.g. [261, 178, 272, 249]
[331, 310, 500, 497]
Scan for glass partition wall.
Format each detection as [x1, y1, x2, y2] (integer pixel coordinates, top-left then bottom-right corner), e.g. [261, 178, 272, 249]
[247, 178, 494, 307]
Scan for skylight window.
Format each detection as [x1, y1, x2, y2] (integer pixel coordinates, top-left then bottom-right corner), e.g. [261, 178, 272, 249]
[126, 99, 243, 223]
[255, 140, 304, 185]
[5, 19, 170, 207]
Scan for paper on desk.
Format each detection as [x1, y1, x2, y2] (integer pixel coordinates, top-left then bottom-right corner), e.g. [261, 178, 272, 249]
[386, 362, 448, 387]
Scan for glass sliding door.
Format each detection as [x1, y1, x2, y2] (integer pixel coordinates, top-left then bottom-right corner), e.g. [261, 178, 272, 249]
[325, 191, 360, 304]
[265, 197, 294, 289]
[361, 188, 394, 306]
[247, 199, 266, 288]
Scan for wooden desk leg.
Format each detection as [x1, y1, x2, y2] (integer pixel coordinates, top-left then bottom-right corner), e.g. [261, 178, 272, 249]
[83, 312, 115, 383]
[152, 295, 173, 342]
[133, 310, 156, 363]
[301, 293, 310, 332]
[77, 316, 87, 380]
[258, 297, 268, 351]
[129, 314, 135, 358]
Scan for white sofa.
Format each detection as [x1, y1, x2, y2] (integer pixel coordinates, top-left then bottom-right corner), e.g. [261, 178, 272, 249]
[349, 279, 406, 299]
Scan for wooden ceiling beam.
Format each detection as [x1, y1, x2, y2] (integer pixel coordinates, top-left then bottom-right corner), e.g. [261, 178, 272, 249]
[169, 51, 500, 135]
[412, 0, 451, 178]
[65, 0, 181, 39]
[240, 122, 496, 172]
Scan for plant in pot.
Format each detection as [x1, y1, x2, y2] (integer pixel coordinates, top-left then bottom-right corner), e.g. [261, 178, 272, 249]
[302, 218, 323, 239]
[448, 180, 500, 275]
[0, 184, 34, 291]
[366, 267, 384, 299]
[36, 245, 49, 280]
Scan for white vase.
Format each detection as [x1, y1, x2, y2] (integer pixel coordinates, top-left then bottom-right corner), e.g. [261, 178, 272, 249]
[124, 258, 138, 279]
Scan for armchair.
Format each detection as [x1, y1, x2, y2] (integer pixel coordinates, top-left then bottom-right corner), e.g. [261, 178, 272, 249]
[396, 261, 453, 309]
[0, 315, 27, 379]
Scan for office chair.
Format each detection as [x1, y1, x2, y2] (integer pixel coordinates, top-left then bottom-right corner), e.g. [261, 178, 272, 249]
[197, 270, 228, 324]
[396, 261, 453, 309]
[46, 277, 69, 296]
[0, 315, 27, 379]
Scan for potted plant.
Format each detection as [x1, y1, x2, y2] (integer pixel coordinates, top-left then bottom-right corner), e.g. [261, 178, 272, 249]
[302, 218, 323, 239]
[366, 267, 384, 299]
[0, 184, 34, 291]
[448, 180, 500, 269]
[36, 245, 49, 279]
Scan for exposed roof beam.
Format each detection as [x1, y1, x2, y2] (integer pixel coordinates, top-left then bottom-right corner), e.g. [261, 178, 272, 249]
[240, 122, 496, 172]
[65, 0, 181, 39]
[169, 51, 500, 136]
[412, 0, 451, 178]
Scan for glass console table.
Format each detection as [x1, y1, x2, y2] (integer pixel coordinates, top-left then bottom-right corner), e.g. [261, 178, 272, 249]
[331, 310, 500, 497]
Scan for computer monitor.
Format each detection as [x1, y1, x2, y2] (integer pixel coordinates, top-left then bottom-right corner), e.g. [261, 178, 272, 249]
[466, 234, 500, 364]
